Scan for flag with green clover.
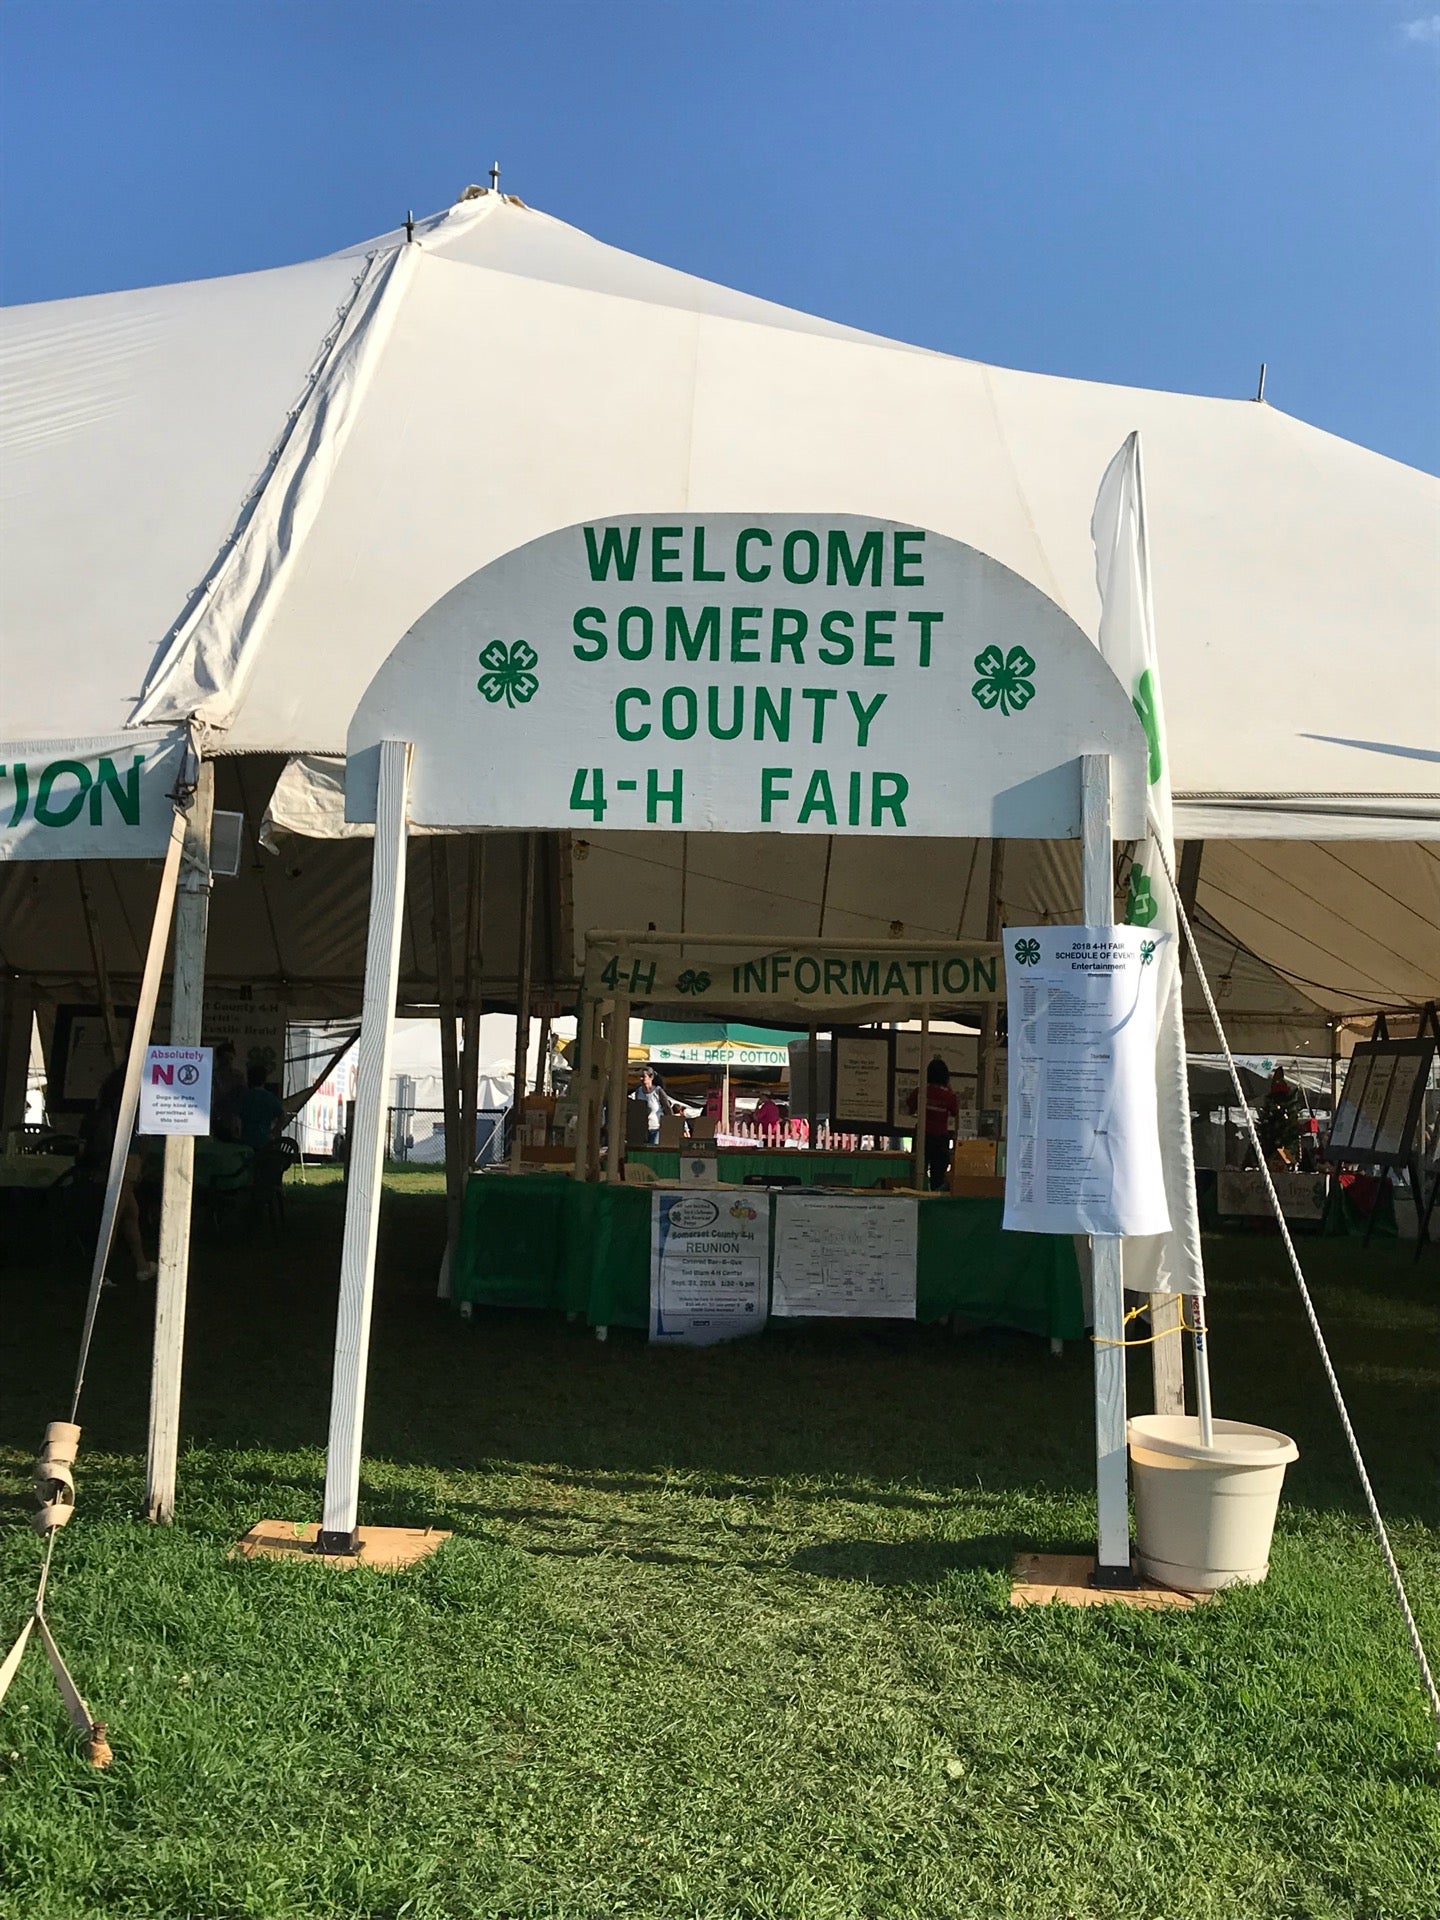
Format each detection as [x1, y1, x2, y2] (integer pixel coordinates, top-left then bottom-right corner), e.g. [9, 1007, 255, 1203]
[1091, 432, 1204, 1296]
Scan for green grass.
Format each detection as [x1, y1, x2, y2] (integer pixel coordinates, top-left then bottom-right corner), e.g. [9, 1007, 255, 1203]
[1, 1180, 1437, 1919]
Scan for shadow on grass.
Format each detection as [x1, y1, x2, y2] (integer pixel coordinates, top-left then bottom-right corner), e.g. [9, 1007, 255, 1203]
[3, 1185, 1438, 1531]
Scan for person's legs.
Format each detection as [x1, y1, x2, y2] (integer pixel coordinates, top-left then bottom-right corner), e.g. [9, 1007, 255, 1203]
[119, 1155, 156, 1279]
[925, 1135, 950, 1190]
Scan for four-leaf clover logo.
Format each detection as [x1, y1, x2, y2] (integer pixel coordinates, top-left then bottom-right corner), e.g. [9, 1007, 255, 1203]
[1139, 939, 1157, 965]
[1014, 938, 1041, 967]
[676, 969, 711, 995]
[477, 640, 539, 709]
[971, 645, 1037, 717]
[1126, 867, 1159, 928]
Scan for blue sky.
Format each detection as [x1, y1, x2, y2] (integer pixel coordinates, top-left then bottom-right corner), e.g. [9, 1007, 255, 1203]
[1, 1, 1436, 472]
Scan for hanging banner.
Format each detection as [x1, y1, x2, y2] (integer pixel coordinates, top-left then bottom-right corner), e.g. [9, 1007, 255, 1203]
[201, 993, 288, 1083]
[649, 1190, 770, 1346]
[348, 515, 1147, 841]
[1003, 925, 1171, 1237]
[0, 732, 186, 862]
[585, 939, 1002, 1018]
[772, 1194, 918, 1317]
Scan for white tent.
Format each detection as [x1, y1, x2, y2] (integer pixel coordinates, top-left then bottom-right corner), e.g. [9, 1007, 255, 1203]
[3, 185, 1435, 1052]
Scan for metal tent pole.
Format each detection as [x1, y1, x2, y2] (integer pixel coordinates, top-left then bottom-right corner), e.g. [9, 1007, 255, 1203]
[1082, 753, 1131, 1582]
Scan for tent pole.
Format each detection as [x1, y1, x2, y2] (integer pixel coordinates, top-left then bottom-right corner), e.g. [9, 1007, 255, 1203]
[0, 976, 36, 1139]
[1149, 838, 1206, 1417]
[572, 994, 594, 1180]
[1082, 753, 1131, 1582]
[460, 838, 483, 1173]
[75, 864, 123, 1068]
[430, 840, 464, 1280]
[509, 833, 535, 1172]
[320, 740, 411, 1554]
[535, 1011, 552, 1098]
[976, 843, 1006, 1115]
[586, 996, 605, 1182]
[605, 993, 629, 1184]
[145, 758, 214, 1524]
[913, 1005, 930, 1190]
[807, 1024, 818, 1151]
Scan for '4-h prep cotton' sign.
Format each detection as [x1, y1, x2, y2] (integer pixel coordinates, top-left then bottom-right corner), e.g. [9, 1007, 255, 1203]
[347, 517, 1146, 840]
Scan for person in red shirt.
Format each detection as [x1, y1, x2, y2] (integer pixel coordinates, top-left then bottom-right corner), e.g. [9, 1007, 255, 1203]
[924, 1057, 960, 1189]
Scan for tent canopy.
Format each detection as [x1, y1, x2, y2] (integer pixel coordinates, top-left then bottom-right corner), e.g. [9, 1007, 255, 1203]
[2, 187, 1436, 1046]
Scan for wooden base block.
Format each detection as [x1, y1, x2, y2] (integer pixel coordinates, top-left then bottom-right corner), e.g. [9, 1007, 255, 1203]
[1009, 1553, 1210, 1610]
[233, 1521, 451, 1571]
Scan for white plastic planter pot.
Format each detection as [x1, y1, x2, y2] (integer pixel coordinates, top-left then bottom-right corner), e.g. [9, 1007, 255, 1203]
[1128, 1415, 1299, 1592]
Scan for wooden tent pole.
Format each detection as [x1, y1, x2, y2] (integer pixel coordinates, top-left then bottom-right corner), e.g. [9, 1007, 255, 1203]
[509, 834, 535, 1172]
[145, 758, 214, 1524]
[460, 838, 483, 1170]
[430, 840, 464, 1276]
[1082, 753, 1131, 1581]
[912, 1005, 930, 1190]
[320, 740, 411, 1554]
[605, 994, 629, 1184]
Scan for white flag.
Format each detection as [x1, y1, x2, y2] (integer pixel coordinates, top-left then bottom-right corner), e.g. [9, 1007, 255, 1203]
[1091, 433, 1205, 1295]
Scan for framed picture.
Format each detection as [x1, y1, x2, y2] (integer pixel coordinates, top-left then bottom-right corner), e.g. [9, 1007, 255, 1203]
[829, 1032, 894, 1132]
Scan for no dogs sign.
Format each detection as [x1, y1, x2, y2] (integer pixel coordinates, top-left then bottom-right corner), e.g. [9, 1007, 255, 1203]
[139, 1046, 213, 1137]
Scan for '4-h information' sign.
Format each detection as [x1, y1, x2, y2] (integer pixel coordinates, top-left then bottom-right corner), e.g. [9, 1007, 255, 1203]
[348, 517, 1146, 840]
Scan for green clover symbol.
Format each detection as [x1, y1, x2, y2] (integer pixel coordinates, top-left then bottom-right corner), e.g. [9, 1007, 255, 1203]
[676, 969, 711, 995]
[1126, 866, 1159, 928]
[1139, 939, 1157, 965]
[1014, 938, 1041, 967]
[1132, 669, 1163, 786]
[477, 640, 539, 709]
[971, 644, 1037, 717]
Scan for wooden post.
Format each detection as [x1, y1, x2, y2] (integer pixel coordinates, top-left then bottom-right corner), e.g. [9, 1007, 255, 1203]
[459, 838, 483, 1176]
[605, 994, 629, 1183]
[319, 740, 411, 1554]
[145, 760, 214, 1524]
[535, 1010, 552, 1107]
[976, 843, 1006, 1113]
[572, 994, 596, 1180]
[429, 839, 464, 1274]
[0, 975, 36, 1139]
[509, 833, 535, 1172]
[75, 865, 123, 1067]
[912, 1005, 930, 1190]
[1082, 753, 1131, 1581]
[585, 997, 605, 1183]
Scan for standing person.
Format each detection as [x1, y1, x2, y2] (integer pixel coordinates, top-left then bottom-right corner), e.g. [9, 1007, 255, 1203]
[238, 1062, 285, 1152]
[755, 1092, 783, 1139]
[77, 1067, 156, 1283]
[632, 1065, 673, 1146]
[923, 1057, 960, 1190]
[210, 1040, 244, 1141]
[1258, 1065, 1303, 1169]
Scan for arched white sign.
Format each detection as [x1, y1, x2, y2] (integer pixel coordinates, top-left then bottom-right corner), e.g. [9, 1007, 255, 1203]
[348, 515, 1146, 840]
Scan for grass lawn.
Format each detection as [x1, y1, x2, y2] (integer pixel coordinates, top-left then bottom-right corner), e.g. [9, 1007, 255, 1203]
[1, 1173, 1437, 1920]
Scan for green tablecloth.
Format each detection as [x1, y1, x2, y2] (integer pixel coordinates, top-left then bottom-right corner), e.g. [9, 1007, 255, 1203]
[454, 1176, 1082, 1341]
[627, 1148, 913, 1189]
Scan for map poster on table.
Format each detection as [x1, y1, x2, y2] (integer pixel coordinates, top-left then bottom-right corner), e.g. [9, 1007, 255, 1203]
[771, 1194, 918, 1319]
[1002, 925, 1170, 1238]
[649, 1191, 769, 1347]
[831, 1034, 893, 1129]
